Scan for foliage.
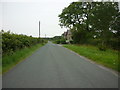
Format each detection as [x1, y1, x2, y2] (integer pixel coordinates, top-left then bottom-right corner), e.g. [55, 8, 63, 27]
[54, 40, 61, 44]
[52, 36, 62, 41]
[59, 2, 119, 51]
[1, 30, 45, 55]
[54, 38, 66, 44]
[60, 38, 66, 44]
[89, 2, 119, 50]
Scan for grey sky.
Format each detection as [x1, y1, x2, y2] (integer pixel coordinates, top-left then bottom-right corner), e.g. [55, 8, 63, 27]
[0, 0, 119, 37]
[0, 0, 78, 37]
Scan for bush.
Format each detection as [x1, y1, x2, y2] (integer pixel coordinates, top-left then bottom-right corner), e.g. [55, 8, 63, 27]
[60, 39, 66, 44]
[70, 40, 73, 44]
[1, 30, 45, 55]
[54, 40, 61, 44]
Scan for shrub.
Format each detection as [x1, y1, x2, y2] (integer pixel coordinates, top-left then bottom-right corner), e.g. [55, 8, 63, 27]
[1, 30, 45, 55]
[60, 39, 66, 44]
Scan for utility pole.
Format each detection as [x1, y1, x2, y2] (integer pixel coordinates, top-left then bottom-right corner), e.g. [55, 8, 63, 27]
[45, 34, 46, 38]
[39, 21, 40, 38]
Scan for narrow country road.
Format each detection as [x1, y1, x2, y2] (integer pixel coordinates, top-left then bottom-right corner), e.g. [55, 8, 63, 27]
[3, 42, 118, 88]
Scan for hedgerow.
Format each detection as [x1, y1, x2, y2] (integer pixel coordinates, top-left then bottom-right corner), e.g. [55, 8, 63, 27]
[1, 30, 45, 55]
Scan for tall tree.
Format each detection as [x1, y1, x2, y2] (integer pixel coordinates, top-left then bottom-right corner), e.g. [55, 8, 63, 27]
[89, 2, 119, 50]
[58, 2, 93, 43]
[58, 2, 119, 50]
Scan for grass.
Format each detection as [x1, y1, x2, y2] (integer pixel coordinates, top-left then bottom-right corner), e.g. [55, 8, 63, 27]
[2, 43, 45, 74]
[63, 44, 119, 72]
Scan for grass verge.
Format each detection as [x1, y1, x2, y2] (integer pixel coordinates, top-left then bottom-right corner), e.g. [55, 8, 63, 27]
[63, 44, 119, 72]
[2, 43, 45, 74]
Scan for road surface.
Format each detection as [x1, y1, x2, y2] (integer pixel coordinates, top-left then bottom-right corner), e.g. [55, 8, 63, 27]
[3, 42, 118, 88]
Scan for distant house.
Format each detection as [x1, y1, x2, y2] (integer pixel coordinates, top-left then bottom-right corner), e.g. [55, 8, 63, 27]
[62, 30, 72, 43]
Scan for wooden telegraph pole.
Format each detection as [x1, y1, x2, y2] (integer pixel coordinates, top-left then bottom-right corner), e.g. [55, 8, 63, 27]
[39, 21, 40, 38]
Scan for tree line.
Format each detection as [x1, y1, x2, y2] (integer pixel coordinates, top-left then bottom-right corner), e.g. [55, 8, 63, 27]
[58, 2, 119, 51]
[1, 30, 46, 55]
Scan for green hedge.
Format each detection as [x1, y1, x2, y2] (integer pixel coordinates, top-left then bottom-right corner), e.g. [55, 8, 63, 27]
[1, 30, 45, 55]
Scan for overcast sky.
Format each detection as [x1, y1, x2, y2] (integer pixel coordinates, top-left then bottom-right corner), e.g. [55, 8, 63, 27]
[0, 0, 119, 37]
[0, 0, 79, 38]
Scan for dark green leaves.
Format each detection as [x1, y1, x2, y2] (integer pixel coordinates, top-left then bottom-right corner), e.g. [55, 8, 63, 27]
[58, 2, 119, 50]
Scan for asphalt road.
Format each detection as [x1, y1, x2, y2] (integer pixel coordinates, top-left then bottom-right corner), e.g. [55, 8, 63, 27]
[3, 42, 118, 88]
